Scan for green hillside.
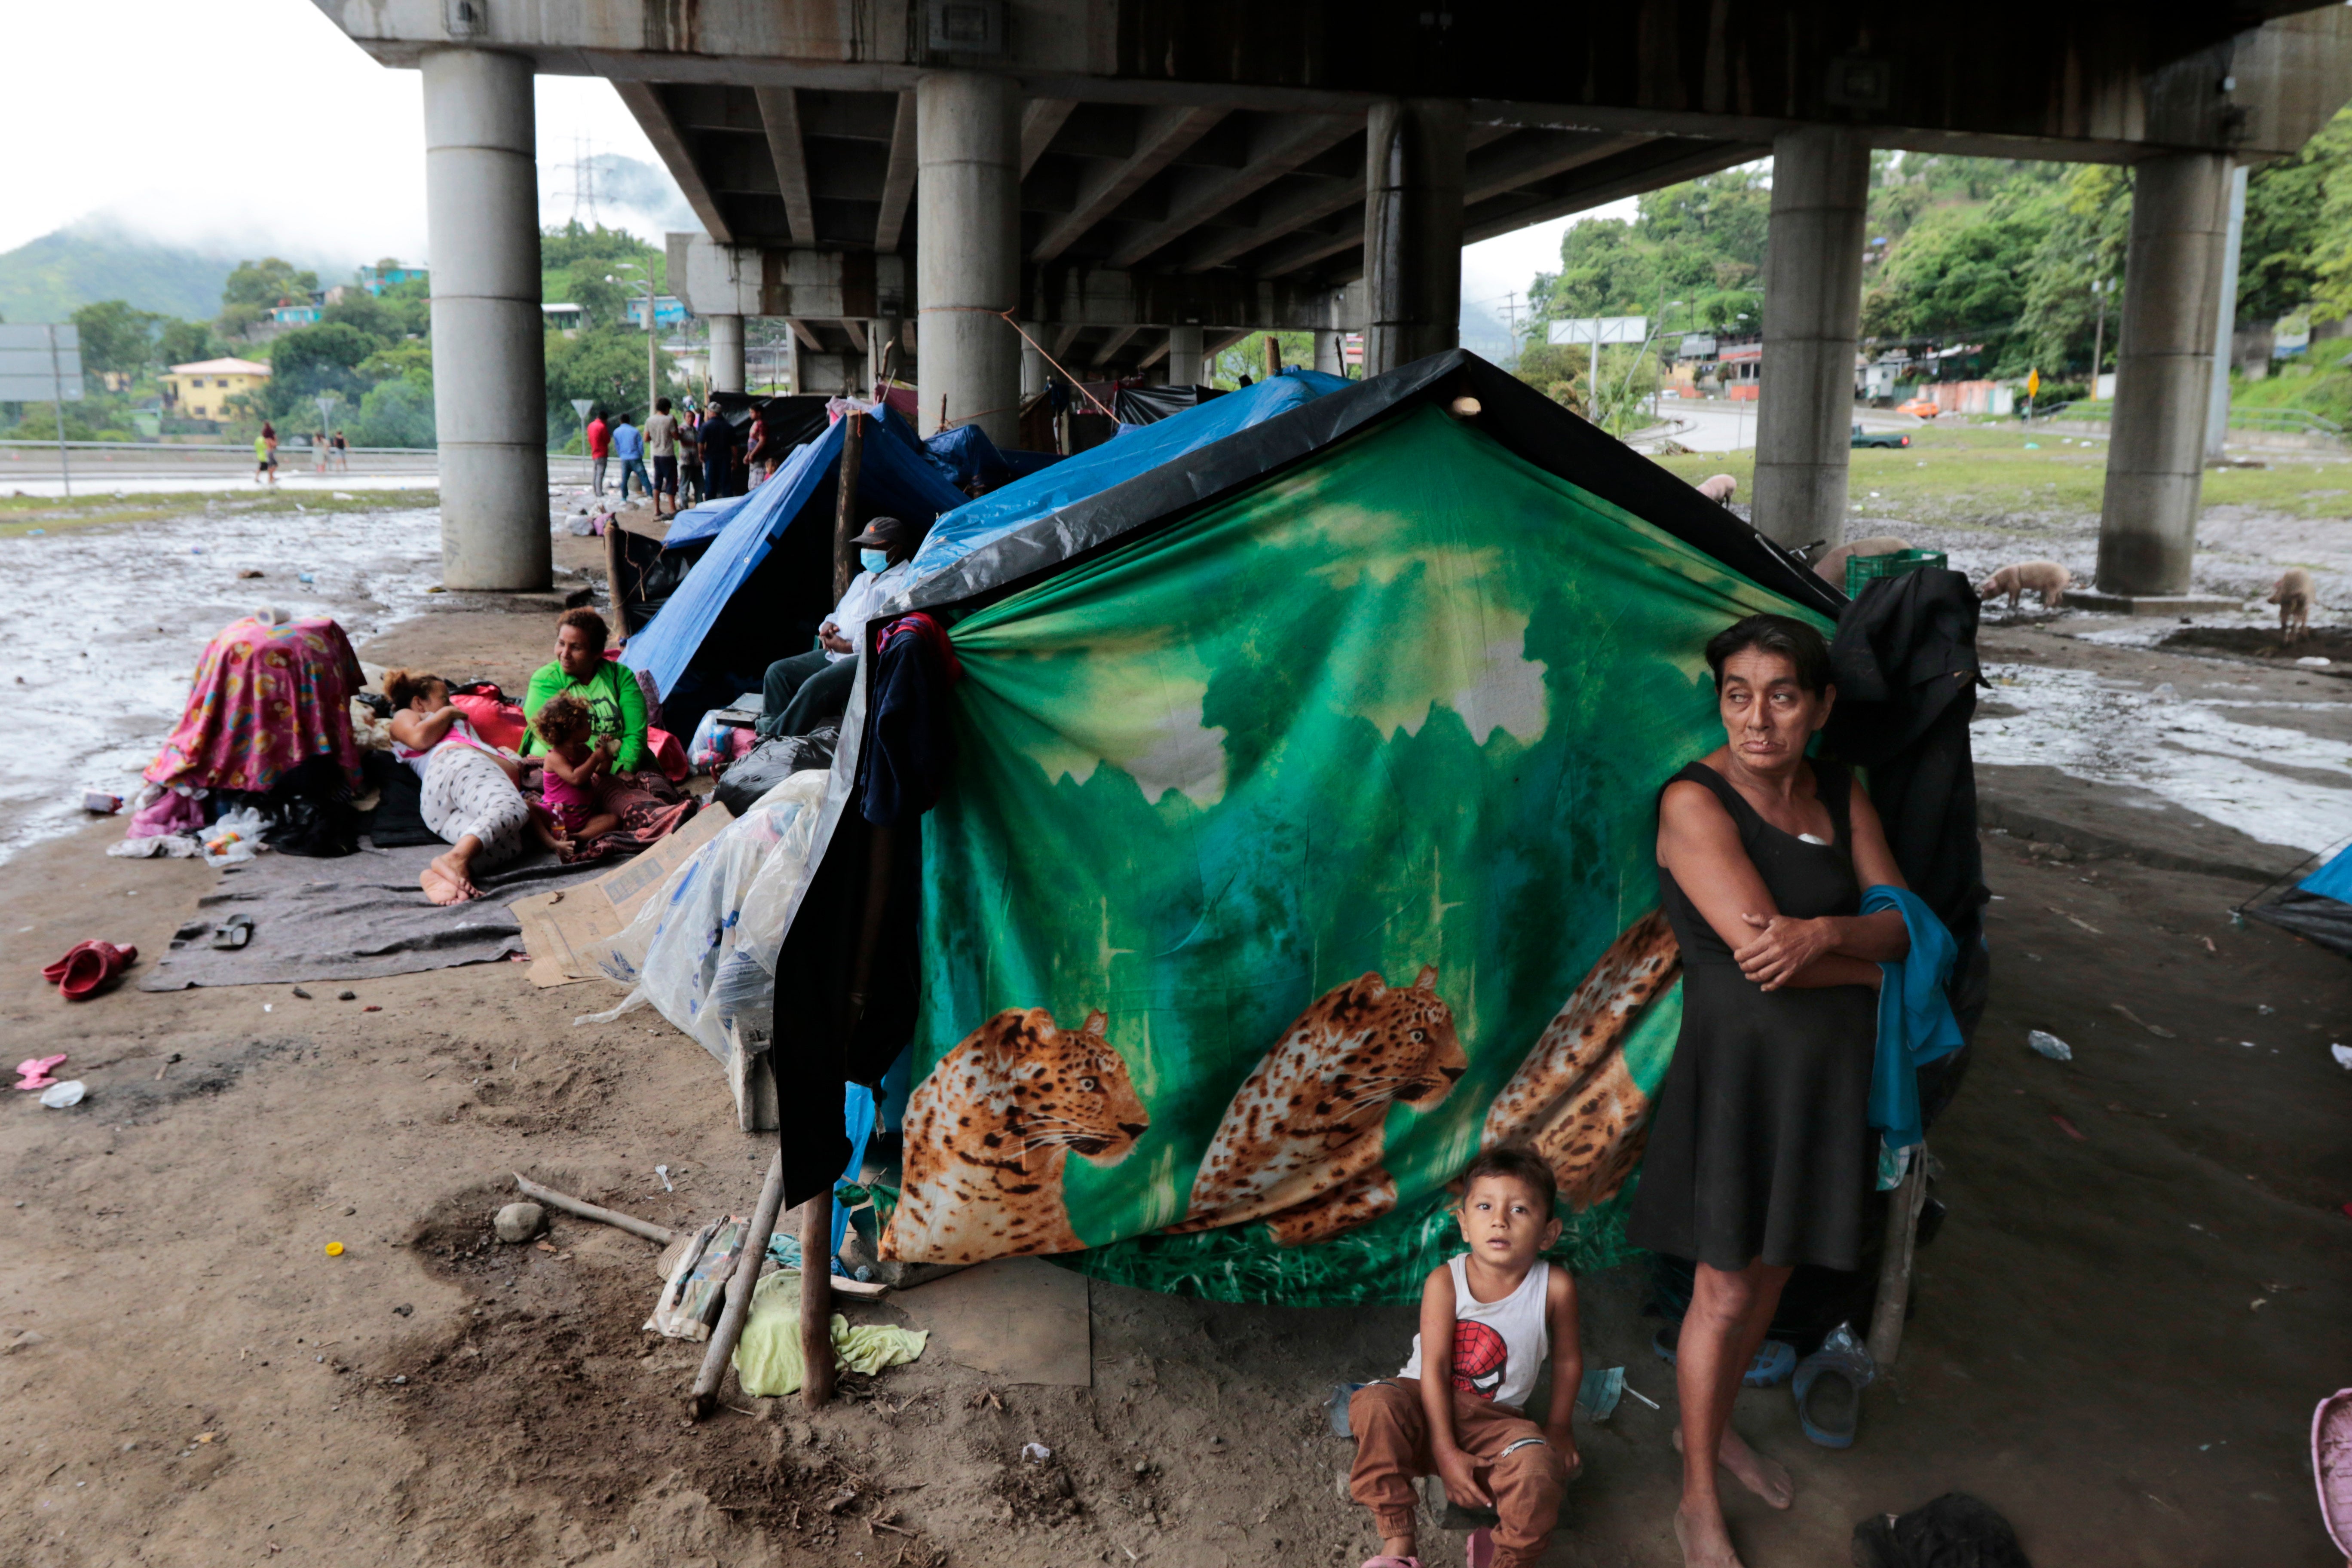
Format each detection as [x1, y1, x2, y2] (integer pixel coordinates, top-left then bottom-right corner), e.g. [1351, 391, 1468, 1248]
[0, 226, 248, 326]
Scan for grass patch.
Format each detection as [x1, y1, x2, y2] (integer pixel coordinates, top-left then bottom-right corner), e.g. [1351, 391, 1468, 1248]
[1649, 420, 2352, 528]
[0, 488, 441, 539]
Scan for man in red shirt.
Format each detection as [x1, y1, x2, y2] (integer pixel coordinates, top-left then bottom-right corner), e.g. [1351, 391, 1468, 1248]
[586, 409, 611, 496]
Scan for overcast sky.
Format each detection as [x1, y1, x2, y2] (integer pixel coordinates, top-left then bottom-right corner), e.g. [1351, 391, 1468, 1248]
[1, 0, 1627, 306]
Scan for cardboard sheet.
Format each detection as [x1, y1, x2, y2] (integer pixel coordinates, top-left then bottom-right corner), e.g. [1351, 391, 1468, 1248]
[508, 801, 734, 986]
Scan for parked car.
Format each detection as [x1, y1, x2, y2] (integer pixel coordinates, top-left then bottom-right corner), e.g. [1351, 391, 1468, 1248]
[1852, 424, 1911, 449]
[1895, 398, 1940, 419]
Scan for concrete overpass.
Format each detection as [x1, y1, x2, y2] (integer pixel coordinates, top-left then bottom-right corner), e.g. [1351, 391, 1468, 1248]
[316, 1, 2352, 601]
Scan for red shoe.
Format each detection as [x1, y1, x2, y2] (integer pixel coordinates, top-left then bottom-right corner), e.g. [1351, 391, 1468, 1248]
[43, 941, 137, 999]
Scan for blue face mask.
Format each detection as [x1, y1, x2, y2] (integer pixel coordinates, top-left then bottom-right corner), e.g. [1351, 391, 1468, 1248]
[860, 548, 889, 574]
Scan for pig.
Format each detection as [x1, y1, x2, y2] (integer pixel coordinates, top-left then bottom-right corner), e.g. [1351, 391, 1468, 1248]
[1814, 536, 1911, 587]
[2269, 566, 2316, 643]
[1696, 473, 1739, 504]
[1977, 560, 2071, 612]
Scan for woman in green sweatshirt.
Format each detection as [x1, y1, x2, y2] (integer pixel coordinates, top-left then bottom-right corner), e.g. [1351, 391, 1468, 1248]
[521, 608, 649, 773]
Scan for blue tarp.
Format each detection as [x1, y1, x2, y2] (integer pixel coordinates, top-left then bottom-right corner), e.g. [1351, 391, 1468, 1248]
[923, 423, 1060, 490]
[624, 410, 967, 698]
[2301, 845, 2352, 902]
[663, 493, 752, 548]
[907, 368, 1351, 580]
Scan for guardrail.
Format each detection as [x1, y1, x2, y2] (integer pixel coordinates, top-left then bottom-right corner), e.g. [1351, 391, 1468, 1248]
[2227, 406, 2343, 436]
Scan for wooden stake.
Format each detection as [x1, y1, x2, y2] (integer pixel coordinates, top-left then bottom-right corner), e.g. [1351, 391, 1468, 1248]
[1865, 1155, 1929, 1368]
[1265, 334, 1282, 379]
[511, 1172, 674, 1244]
[689, 1149, 787, 1421]
[833, 410, 865, 601]
[800, 1191, 836, 1408]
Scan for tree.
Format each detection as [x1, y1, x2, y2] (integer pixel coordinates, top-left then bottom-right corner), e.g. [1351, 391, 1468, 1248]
[349, 379, 436, 448]
[2246, 107, 2352, 322]
[266, 322, 374, 423]
[69, 300, 161, 380]
[2014, 164, 2132, 377]
[217, 257, 318, 337]
[545, 324, 680, 434]
[157, 318, 221, 369]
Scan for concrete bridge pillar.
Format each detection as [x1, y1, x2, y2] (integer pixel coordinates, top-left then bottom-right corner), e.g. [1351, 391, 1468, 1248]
[1752, 126, 1870, 554]
[705, 315, 745, 395]
[422, 47, 548, 591]
[2094, 153, 2236, 601]
[1313, 329, 1344, 376]
[1167, 325, 1204, 386]
[917, 71, 1021, 445]
[1020, 327, 1044, 398]
[1362, 98, 1465, 377]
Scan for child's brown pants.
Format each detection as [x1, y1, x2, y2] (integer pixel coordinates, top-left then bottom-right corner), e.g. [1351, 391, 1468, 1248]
[1348, 1378, 1566, 1568]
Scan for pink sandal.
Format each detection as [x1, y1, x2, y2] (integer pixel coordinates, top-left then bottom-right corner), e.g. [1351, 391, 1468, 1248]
[1361, 1559, 1422, 1568]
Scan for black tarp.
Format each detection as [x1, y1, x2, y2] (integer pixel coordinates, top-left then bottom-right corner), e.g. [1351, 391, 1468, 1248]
[1113, 382, 1226, 426]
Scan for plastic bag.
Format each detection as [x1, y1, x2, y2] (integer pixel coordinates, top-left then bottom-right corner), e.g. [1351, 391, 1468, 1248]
[576, 770, 828, 1071]
[200, 806, 272, 866]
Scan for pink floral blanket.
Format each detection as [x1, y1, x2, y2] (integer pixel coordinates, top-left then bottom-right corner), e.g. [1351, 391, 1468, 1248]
[145, 616, 365, 794]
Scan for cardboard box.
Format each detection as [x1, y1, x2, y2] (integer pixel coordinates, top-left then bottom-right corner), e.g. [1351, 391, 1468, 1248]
[508, 801, 735, 986]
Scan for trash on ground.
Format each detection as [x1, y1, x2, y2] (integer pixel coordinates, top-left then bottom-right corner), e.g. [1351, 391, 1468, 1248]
[1577, 1366, 1626, 1421]
[2027, 1029, 2073, 1061]
[2051, 1114, 2087, 1141]
[324, 1242, 344, 1257]
[1022, 1442, 1053, 1462]
[81, 793, 122, 815]
[730, 1268, 928, 1396]
[38, 1081, 87, 1109]
[2109, 1004, 2175, 1038]
[14, 1054, 67, 1091]
[646, 1217, 749, 1340]
[655, 1164, 674, 1192]
[2332, 1044, 2352, 1071]
[201, 808, 271, 866]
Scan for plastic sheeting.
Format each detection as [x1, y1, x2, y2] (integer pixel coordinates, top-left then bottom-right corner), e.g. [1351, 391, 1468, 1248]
[923, 423, 1059, 490]
[906, 368, 1351, 581]
[624, 408, 968, 697]
[576, 770, 830, 1074]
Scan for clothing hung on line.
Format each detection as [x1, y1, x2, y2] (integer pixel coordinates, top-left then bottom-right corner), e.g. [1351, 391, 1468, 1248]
[1628, 757, 1879, 1273]
[1396, 1256, 1552, 1412]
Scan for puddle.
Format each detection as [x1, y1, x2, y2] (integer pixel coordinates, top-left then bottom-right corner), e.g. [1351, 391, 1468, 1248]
[0, 506, 442, 864]
[1975, 662, 2352, 853]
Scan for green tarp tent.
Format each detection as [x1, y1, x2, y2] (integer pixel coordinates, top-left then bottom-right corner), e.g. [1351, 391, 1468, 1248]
[772, 351, 1850, 1306]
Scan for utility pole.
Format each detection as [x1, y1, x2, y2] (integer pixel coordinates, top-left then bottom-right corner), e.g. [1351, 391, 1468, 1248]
[1502, 291, 1519, 369]
[2089, 278, 2110, 403]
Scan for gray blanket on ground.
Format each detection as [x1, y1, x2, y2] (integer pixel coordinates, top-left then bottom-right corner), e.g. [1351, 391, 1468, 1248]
[137, 842, 609, 989]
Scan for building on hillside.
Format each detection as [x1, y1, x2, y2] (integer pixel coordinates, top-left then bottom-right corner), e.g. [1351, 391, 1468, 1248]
[1717, 339, 1761, 400]
[359, 262, 428, 295]
[542, 301, 585, 335]
[162, 358, 271, 423]
[270, 297, 324, 327]
[624, 294, 689, 330]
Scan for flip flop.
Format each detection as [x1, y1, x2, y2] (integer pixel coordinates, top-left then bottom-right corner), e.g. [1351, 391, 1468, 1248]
[1465, 1528, 1496, 1568]
[1360, 1559, 1422, 1568]
[45, 942, 138, 999]
[2315, 1387, 2352, 1557]
[208, 916, 254, 950]
[15, 1054, 67, 1090]
[1792, 1339, 1876, 1449]
[1653, 1326, 1798, 1387]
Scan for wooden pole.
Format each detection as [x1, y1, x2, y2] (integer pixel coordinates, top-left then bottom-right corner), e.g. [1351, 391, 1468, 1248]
[1265, 333, 1282, 379]
[689, 1149, 787, 1420]
[1865, 1155, 1929, 1369]
[511, 1172, 674, 1244]
[799, 1191, 836, 1408]
[832, 410, 864, 600]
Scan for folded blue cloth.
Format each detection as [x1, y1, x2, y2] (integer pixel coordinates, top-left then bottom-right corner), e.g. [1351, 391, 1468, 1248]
[1861, 885, 1966, 1151]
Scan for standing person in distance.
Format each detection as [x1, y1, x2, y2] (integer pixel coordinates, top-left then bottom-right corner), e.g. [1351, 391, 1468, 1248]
[255, 423, 279, 487]
[610, 410, 648, 504]
[585, 407, 610, 496]
[644, 396, 679, 519]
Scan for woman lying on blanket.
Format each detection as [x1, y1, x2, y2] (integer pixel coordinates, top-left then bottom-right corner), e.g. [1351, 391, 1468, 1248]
[386, 669, 563, 904]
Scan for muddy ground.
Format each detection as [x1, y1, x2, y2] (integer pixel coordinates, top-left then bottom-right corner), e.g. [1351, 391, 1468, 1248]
[4, 511, 2351, 1568]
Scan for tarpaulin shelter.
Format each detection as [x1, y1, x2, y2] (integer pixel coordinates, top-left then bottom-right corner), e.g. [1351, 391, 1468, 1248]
[616, 405, 967, 733]
[2244, 844, 2352, 955]
[764, 350, 1958, 1309]
[1113, 382, 1225, 426]
[922, 423, 1060, 491]
[907, 367, 1351, 581]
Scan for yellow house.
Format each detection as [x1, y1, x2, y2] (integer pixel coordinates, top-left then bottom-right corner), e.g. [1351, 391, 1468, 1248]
[163, 357, 271, 422]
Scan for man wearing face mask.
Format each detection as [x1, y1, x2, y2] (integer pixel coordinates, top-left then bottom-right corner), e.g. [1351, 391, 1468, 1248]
[757, 515, 919, 738]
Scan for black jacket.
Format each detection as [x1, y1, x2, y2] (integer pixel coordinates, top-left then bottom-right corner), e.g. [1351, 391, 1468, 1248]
[1821, 567, 1990, 1124]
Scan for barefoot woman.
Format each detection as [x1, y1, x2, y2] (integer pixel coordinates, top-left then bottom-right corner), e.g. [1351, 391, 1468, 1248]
[1631, 615, 1910, 1568]
[386, 669, 552, 903]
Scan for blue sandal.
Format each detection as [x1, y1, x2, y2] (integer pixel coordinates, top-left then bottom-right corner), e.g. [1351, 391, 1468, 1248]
[1791, 1332, 1876, 1448]
[1652, 1326, 1797, 1387]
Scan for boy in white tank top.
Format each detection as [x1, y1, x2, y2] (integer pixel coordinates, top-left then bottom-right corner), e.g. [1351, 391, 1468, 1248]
[1347, 1148, 1582, 1568]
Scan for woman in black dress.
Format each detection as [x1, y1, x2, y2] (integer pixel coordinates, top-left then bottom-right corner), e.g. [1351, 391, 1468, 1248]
[1631, 614, 1910, 1568]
